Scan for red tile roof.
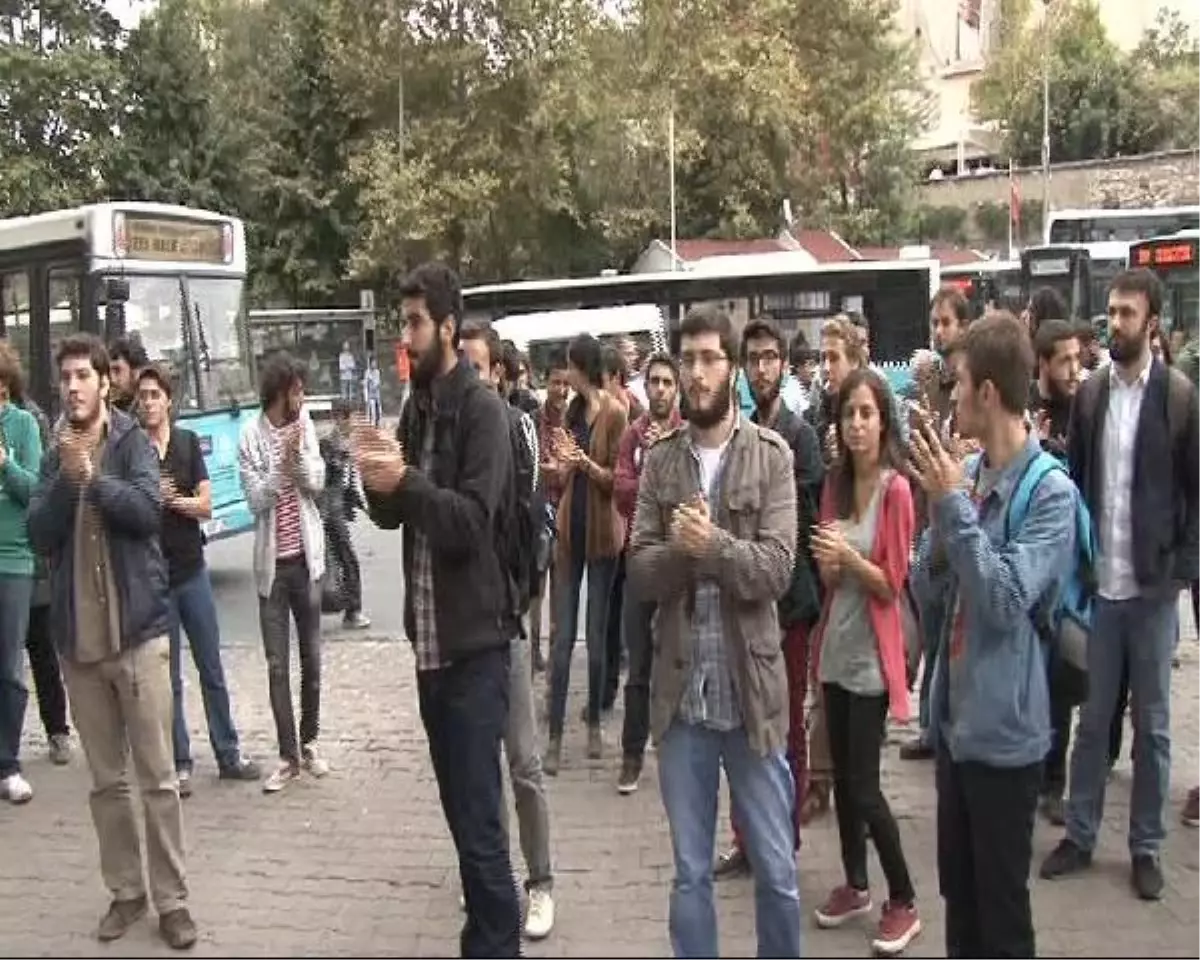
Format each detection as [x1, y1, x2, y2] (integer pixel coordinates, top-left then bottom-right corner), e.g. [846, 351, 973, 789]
[672, 230, 858, 265]
[792, 229, 859, 263]
[673, 238, 790, 260]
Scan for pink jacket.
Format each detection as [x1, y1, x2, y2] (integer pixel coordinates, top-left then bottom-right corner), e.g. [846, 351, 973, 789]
[811, 470, 914, 721]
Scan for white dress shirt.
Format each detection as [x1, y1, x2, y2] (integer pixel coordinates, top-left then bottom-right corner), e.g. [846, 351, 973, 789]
[1097, 359, 1152, 601]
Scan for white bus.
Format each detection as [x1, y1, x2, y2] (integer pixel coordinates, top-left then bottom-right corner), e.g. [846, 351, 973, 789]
[464, 257, 939, 396]
[1046, 206, 1200, 246]
[0, 201, 257, 538]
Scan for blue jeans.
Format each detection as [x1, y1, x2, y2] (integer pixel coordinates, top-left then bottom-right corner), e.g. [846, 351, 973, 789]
[1066, 595, 1177, 856]
[419, 647, 521, 957]
[548, 549, 616, 737]
[169, 567, 241, 772]
[658, 720, 801, 958]
[0, 575, 32, 777]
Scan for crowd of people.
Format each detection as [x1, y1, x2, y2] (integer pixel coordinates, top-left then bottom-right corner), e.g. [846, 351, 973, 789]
[346, 261, 1195, 959]
[0, 257, 1194, 959]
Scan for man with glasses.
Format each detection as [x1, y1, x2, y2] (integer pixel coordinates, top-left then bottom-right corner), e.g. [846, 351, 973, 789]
[629, 305, 800, 958]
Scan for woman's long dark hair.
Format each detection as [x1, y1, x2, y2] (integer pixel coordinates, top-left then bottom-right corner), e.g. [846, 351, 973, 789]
[830, 367, 901, 519]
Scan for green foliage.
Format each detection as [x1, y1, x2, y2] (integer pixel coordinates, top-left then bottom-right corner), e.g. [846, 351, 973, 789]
[0, 0, 924, 290]
[972, 0, 1200, 165]
[917, 205, 969, 246]
[0, 1, 124, 214]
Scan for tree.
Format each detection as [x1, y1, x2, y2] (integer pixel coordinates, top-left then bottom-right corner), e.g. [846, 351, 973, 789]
[112, 0, 244, 213]
[244, 0, 372, 305]
[969, 0, 1156, 165]
[0, 1, 124, 215]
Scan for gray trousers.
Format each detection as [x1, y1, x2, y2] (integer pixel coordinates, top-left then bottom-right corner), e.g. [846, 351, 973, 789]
[503, 635, 553, 891]
[258, 558, 322, 764]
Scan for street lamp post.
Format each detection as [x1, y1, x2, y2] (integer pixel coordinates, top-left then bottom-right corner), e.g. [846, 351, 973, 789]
[1041, 0, 1052, 238]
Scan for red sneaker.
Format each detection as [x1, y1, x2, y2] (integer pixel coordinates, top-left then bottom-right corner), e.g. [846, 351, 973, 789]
[814, 885, 872, 929]
[871, 901, 921, 956]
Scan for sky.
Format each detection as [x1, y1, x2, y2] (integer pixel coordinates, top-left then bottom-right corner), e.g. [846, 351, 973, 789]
[105, 0, 152, 29]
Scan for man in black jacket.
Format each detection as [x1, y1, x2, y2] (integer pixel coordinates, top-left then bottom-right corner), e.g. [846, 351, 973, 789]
[28, 334, 195, 949]
[354, 263, 520, 958]
[1041, 269, 1200, 901]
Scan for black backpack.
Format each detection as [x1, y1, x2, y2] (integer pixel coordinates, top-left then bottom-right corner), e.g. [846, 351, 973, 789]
[503, 405, 542, 616]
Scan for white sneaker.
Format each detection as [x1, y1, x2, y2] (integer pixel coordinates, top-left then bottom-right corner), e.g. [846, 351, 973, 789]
[302, 743, 330, 778]
[1, 772, 33, 804]
[262, 762, 300, 794]
[524, 888, 555, 940]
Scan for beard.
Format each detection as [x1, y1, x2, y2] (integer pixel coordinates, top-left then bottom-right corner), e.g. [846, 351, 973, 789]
[750, 377, 780, 412]
[686, 372, 734, 429]
[1109, 322, 1149, 364]
[411, 341, 446, 388]
[649, 396, 674, 421]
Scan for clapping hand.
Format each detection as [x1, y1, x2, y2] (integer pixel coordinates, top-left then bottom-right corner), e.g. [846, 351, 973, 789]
[351, 417, 407, 494]
[669, 495, 715, 558]
[554, 428, 585, 468]
[811, 521, 851, 573]
[908, 422, 965, 502]
[58, 429, 94, 485]
[160, 475, 181, 509]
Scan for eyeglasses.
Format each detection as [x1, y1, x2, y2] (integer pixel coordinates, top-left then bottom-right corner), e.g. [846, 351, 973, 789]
[745, 349, 782, 369]
[679, 351, 730, 372]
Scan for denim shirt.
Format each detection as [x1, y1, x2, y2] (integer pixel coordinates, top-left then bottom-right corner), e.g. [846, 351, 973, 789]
[924, 433, 1076, 768]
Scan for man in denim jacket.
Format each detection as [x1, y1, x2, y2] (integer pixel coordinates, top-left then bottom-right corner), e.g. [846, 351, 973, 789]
[909, 313, 1076, 959]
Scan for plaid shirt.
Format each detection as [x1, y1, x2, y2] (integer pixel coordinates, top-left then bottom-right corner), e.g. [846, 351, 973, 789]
[410, 425, 441, 671]
[677, 433, 741, 731]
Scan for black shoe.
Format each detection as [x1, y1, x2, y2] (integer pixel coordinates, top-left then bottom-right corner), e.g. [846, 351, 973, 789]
[158, 907, 198, 950]
[899, 739, 935, 761]
[97, 896, 148, 942]
[1131, 854, 1164, 901]
[617, 755, 642, 795]
[1040, 838, 1092, 880]
[219, 757, 262, 781]
[1039, 793, 1066, 827]
[713, 846, 751, 880]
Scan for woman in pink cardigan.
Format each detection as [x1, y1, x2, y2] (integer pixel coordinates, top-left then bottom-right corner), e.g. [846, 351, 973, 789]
[810, 368, 920, 957]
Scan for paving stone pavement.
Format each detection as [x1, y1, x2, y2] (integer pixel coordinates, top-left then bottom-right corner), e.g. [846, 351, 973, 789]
[2, 600, 1197, 958]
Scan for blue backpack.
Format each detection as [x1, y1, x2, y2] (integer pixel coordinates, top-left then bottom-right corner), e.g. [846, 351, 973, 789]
[968, 451, 1096, 672]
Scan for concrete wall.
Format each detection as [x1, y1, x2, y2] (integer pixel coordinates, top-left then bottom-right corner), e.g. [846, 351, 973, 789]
[917, 151, 1200, 241]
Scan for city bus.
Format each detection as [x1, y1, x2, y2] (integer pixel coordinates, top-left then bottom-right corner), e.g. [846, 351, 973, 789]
[939, 259, 1022, 318]
[1129, 230, 1200, 337]
[248, 307, 376, 419]
[1046, 206, 1200, 246]
[464, 257, 939, 395]
[1020, 245, 1095, 321]
[0, 202, 256, 540]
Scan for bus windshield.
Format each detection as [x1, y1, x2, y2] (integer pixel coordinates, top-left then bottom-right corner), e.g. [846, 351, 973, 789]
[105, 273, 253, 412]
[189, 276, 255, 407]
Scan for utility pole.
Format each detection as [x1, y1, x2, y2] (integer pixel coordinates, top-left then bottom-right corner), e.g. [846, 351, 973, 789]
[395, 0, 405, 162]
[668, 92, 677, 271]
[1041, 0, 1052, 238]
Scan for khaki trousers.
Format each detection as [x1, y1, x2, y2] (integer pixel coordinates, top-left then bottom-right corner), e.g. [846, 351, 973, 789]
[62, 636, 188, 913]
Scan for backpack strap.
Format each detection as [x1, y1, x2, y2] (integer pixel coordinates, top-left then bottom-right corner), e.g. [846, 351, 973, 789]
[1003, 451, 1059, 541]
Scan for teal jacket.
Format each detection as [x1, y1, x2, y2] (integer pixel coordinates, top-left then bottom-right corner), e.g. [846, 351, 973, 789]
[0, 403, 43, 576]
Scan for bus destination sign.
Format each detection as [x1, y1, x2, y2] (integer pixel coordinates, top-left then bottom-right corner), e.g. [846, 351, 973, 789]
[121, 216, 227, 264]
[1133, 242, 1196, 269]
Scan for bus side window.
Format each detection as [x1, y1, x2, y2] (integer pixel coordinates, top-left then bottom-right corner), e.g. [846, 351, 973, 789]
[0, 271, 30, 341]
